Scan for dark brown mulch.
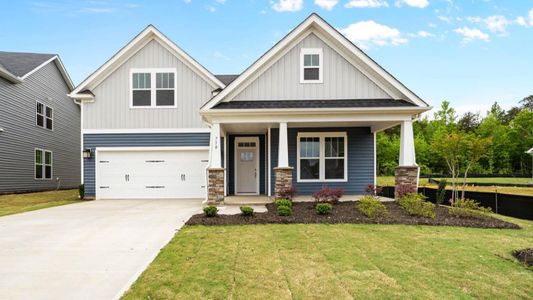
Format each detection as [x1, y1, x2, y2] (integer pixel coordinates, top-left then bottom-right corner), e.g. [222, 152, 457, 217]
[186, 201, 520, 229]
[512, 248, 533, 266]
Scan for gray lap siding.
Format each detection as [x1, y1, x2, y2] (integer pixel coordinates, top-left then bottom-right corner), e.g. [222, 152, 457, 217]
[270, 127, 374, 195]
[83, 132, 210, 196]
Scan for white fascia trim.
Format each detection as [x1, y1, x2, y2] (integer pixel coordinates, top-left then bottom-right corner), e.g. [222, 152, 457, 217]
[70, 25, 224, 99]
[83, 128, 210, 134]
[0, 66, 22, 83]
[202, 106, 431, 116]
[95, 146, 209, 152]
[21, 56, 75, 90]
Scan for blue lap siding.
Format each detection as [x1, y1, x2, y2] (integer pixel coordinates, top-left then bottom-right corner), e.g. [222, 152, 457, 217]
[270, 127, 374, 195]
[83, 132, 210, 197]
[227, 134, 266, 195]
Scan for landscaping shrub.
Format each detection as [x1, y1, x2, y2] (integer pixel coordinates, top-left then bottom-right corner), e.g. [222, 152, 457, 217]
[312, 186, 344, 203]
[78, 184, 85, 199]
[277, 186, 296, 200]
[365, 184, 383, 196]
[436, 179, 447, 205]
[316, 203, 333, 215]
[203, 205, 218, 217]
[398, 193, 436, 219]
[395, 184, 415, 199]
[277, 205, 292, 216]
[357, 195, 389, 219]
[448, 198, 491, 219]
[240, 206, 254, 216]
[275, 199, 292, 208]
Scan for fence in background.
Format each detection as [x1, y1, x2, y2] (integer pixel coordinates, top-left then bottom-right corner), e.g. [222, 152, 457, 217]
[380, 186, 533, 220]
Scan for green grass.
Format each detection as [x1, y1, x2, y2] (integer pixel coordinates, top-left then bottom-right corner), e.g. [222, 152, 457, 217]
[0, 189, 80, 217]
[123, 217, 533, 299]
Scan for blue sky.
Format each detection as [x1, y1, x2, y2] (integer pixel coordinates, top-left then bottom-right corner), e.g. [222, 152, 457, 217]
[1, 0, 532, 116]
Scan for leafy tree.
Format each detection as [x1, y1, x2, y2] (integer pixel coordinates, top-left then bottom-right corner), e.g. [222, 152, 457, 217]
[520, 95, 533, 112]
[433, 100, 457, 127]
[458, 112, 480, 132]
[460, 134, 492, 199]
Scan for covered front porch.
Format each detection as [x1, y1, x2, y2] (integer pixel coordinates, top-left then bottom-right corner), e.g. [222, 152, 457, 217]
[205, 111, 420, 205]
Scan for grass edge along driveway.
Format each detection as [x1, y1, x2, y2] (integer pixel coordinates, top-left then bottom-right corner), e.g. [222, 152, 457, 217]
[123, 216, 533, 300]
[0, 189, 80, 217]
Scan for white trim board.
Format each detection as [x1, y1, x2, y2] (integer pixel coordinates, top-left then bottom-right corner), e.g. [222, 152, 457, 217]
[83, 128, 210, 134]
[201, 13, 429, 111]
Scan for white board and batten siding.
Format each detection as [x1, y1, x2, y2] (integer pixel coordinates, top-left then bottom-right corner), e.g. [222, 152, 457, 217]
[83, 40, 217, 130]
[233, 33, 392, 101]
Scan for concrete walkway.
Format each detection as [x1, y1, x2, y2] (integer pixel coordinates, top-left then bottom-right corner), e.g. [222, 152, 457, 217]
[0, 199, 202, 300]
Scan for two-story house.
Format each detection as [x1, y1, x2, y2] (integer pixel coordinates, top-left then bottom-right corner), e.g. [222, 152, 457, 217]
[0, 51, 80, 194]
[68, 14, 430, 202]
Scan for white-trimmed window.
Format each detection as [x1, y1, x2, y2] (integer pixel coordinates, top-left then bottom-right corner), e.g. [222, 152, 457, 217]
[36, 101, 53, 130]
[297, 132, 347, 182]
[300, 48, 323, 83]
[35, 149, 52, 180]
[131, 69, 176, 108]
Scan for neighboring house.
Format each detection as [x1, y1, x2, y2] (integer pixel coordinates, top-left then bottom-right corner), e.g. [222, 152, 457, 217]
[0, 51, 80, 194]
[69, 14, 430, 201]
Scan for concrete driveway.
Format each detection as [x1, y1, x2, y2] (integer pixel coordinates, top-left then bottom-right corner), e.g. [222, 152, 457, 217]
[0, 199, 202, 300]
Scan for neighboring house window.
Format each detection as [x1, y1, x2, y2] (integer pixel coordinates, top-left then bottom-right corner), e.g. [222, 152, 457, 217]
[297, 132, 347, 182]
[131, 69, 176, 108]
[36, 101, 53, 130]
[35, 149, 52, 180]
[300, 48, 323, 83]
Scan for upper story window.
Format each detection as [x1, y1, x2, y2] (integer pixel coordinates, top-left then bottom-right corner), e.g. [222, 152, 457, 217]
[36, 101, 53, 130]
[131, 69, 176, 108]
[300, 48, 323, 83]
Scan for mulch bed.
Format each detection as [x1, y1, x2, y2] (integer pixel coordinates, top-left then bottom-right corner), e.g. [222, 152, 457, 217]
[512, 248, 533, 266]
[186, 201, 520, 229]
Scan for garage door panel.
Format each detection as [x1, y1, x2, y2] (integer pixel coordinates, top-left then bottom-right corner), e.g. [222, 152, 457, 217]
[97, 149, 208, 199]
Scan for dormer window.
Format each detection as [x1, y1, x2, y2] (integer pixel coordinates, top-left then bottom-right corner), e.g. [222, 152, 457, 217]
[300, 48, 323, 83]
[131, 68, 177, 108]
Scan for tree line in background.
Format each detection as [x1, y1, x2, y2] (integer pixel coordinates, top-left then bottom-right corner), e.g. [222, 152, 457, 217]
[377, 96, 533, 177]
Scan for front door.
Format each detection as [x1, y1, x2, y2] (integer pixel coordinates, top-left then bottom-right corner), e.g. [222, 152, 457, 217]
[235, 137, 259, 195]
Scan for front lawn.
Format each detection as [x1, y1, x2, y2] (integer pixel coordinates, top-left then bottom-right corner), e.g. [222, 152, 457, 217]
[0, 189, 80, 217]
[123, 217, 533, 299]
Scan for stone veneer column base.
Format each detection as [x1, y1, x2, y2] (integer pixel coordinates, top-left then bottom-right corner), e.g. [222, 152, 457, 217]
[394, 166, 419, 199]
[207, 168, 225, 205]
[274, 167, 293, 199]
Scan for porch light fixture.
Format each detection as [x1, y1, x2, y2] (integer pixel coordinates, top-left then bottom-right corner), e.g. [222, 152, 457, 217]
[83, 148, 92, 159]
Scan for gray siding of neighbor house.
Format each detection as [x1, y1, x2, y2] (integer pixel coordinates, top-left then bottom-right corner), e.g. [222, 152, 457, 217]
[83, 132, 210, 196]
[0, 62, 80, 193]
[233, 33, 391, 101]
[227, 134, 266, 195]
[83, 39, 217, 130]
[270, 127, 374, 195]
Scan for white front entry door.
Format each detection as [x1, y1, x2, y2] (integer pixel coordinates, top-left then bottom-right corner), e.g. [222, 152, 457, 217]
[96, 149, 208, 199]
[235, 137, 259, 195]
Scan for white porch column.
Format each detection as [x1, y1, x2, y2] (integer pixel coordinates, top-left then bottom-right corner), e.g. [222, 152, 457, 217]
[399, 120, 416, 166]
[209, 123, 222, 168]
[278, 122, 289, 167]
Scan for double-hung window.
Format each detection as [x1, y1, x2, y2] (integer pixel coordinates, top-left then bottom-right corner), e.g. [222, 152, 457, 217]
[131, 69, 176, 108]
[35, 149, 52, 180]
[300, 48, 323, 83]
[36, 101, 53, 130]
[297, 132, 347, 182]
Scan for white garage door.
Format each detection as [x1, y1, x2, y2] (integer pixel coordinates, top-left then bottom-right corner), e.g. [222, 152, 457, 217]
[96, 149, 209, 199]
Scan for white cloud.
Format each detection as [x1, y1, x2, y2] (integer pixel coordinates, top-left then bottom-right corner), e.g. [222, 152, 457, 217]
[516, 16, 528, 27]
[417, 30, 434, 37]
[428, 22, 437, 28]
[395, 0, 429, 8]
[516, 8, 533, 27]
[271, 0, 303, 12]
[315, 0, 338, 10]
[340, 20, 407, 49]
[454, 27, 490, 42]
[437, 15, 451, 23]
[205, 5, 216, 12]
[468, 15, 510, 35]
[345, 0, 388, 8]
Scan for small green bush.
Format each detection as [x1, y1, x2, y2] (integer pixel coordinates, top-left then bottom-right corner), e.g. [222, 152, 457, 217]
[78, 184, 85, 199]
[275, 199, 292, 208]
[277, 205, 292, 216]
[240, 206, 254, 216]
[357, 195, 388, 219]
[398, 193, 436, 219]
[316, 203, 332, 215]
[449, 198, 491, 219]
[203, 205, 218, 217]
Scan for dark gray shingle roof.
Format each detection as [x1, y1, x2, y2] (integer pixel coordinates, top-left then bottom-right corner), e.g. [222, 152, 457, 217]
[213, 99, 416, 109]
[215, 74, 239, 86]
[0, 51, 56, 77]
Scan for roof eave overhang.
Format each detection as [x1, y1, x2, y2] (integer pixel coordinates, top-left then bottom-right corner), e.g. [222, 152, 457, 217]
[0, 68, 22, 83]
[202, 106, 431, 116]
